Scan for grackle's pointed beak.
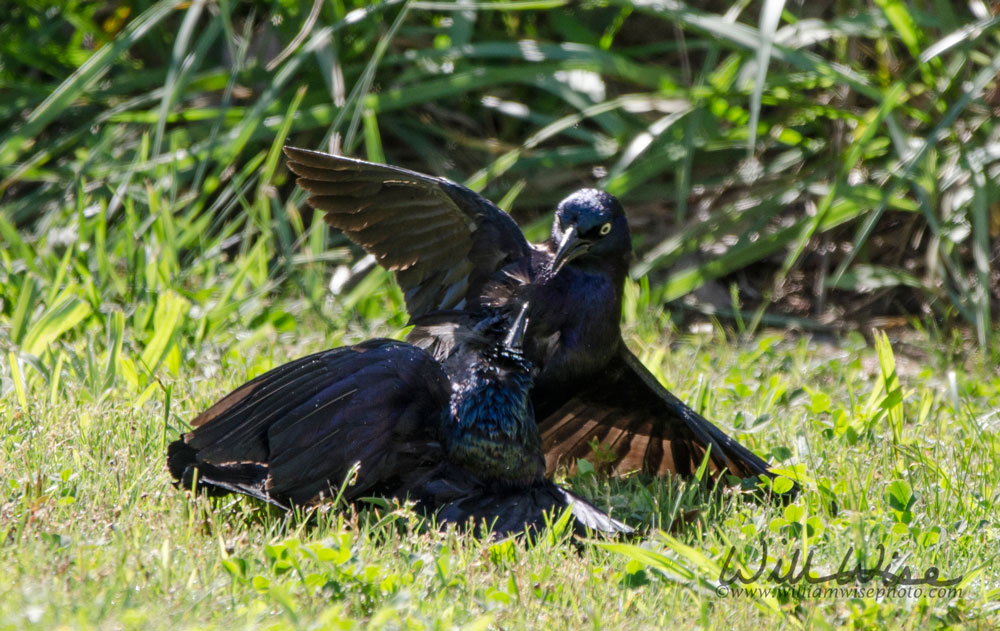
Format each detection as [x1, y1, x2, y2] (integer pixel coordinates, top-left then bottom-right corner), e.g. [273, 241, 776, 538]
[549, 224, 588, 277]
[504, 302, 531, 352]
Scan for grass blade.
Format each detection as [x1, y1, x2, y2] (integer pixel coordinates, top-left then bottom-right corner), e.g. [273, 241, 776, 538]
[747, 0, 785, 156]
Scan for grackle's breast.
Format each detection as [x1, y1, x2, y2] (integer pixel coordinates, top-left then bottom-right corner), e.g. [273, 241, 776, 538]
[525, 265, 623, 389]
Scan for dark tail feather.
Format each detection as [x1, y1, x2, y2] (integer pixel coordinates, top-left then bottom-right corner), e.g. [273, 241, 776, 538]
[167, 439, 287, 509]
[428, 478, 632, 538]
[556, 486, 633, 536]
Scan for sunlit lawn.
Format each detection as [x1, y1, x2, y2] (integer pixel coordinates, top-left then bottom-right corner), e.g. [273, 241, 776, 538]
[3, 287, 998, 629]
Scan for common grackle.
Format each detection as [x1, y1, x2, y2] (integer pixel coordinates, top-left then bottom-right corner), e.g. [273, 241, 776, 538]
[284, 147, 779, 485]
[168, 289, 631, 537]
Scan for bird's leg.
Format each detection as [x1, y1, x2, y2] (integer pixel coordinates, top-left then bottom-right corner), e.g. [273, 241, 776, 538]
[471, 312, 505, 335]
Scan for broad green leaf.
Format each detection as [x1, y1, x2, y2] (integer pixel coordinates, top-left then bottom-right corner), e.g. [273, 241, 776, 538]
[8, 352, 29, 410]
[22, 294, 92, 356]
[139, 290, 189, 375]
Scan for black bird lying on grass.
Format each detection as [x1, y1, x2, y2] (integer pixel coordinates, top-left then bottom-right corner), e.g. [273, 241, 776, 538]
[283, 147, 781, 488]
[168, 285, 632, 538]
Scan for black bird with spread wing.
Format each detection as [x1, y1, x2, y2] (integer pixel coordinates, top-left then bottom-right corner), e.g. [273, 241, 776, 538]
[168, 289, 631, 537]
[283, 147, 777, 484]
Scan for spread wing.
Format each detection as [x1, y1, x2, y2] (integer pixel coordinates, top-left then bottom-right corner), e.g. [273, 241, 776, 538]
[536, 347, 775, 482]
[167, 340, 450, 506]
[284, 147, 532, 319]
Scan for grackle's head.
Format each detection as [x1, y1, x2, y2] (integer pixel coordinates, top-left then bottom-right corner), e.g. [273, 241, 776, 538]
[548, 189, 630, 276]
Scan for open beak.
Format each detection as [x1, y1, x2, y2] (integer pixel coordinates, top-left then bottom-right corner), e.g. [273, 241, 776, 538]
[548, 224, 589, 277]
[504, 301, 531, 352]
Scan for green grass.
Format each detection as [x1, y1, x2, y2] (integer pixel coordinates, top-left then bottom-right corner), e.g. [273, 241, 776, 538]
[3, 282, 1000, 629]
[3, 1, 1000, 629]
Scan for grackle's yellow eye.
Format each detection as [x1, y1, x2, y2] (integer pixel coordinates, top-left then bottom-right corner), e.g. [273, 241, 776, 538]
[599, 222, 612, 235]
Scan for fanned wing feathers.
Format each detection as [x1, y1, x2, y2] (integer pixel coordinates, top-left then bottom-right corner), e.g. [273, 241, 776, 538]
[617, 350, 773, 480]
[283, 147, 531, 319]
[169, 340, 452, 506]
[537, 347, 773, 481]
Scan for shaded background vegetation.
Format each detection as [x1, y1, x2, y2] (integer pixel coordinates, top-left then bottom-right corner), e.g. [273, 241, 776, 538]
[3, 0, 1000, 372]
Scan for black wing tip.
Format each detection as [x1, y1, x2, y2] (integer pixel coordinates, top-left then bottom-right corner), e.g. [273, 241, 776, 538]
[283, 145, 411, 173]
[283, 145, 336, 166]
[710, 449, 802, 502]
[168, 454, 286, 510]
[282, 145, 353, 171]
[710, 438, 802, 501]
[167, 437, 196, 482]
[283, 145, 341, 161]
